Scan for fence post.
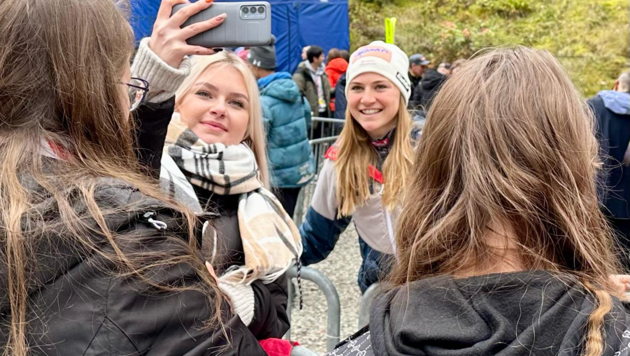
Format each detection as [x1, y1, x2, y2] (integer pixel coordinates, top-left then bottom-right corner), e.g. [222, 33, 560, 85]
[358, 283, 382, 329]
[286, 265, 341, 352]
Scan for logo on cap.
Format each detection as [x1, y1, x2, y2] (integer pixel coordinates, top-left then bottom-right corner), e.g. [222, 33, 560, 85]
[395, 72, 410, 92]
[352, 46, 392, 63]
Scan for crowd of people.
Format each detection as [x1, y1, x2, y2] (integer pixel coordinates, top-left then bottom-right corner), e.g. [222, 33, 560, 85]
[1, 0, 630, 355]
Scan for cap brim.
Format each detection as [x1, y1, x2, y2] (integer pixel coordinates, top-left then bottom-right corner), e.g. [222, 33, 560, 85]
[420, 60, 430, 65]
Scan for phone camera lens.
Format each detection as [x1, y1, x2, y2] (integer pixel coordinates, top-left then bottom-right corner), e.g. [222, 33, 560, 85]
[258, 6, 265, 13]
[250, 6, 257, 13]
[242, 7, 249, 14]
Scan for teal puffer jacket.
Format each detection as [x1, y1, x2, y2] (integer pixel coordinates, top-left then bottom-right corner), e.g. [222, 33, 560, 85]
[259, 72, 315, 188]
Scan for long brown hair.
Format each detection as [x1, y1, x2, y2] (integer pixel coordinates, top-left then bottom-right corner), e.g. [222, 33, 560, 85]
[391, 47, 622, 356]
[336, 96, 414, 216]
[0, 0, 223, 354]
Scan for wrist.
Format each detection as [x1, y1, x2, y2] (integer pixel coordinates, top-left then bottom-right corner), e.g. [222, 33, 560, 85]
[147, 39, 182, 68]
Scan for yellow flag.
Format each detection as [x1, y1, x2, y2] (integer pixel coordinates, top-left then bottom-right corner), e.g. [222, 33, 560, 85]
[385, 17, 397, 44]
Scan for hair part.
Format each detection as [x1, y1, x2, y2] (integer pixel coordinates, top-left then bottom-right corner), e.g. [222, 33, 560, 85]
[390, 46, 622, 356]
[174, 52, 270, 188]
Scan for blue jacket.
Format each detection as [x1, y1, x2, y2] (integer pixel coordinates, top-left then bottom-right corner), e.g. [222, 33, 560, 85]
[259, 72, 315, 188]
[590, 90, 630, 219]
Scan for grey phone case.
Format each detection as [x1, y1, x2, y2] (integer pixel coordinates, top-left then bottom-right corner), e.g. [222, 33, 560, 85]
[172, 2, 272, 48]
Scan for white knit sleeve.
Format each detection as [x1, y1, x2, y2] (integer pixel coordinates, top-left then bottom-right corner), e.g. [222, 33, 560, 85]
[130, 38, 192, 103]
[218, 281, 255, 326]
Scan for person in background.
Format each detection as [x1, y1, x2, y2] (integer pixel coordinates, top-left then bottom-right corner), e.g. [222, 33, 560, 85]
[590, 71, 630, 269]
[0, 0, 269, 354]
[301, 45, 311, 61]
[334, 50, 352, 126]
[410, 60, 446, 115]
[294, 46, 331, 117]
[294, 45, 331, 138]
[327, 48, 341, 64]
[408, 53, 430, 106]
[437, 62, 452, 76]
[247, 36, 315, 217]
[326, 48, 349, 115]
[300, 41, 417, 293]
[340, 49, 351, 63]
[328, 46, 630, 356]
[326, 48, 349, 90]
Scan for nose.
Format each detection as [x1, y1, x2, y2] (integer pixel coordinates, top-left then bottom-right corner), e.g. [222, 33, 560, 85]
[209, 97, 226, 118]
[360, 88, 376, 106]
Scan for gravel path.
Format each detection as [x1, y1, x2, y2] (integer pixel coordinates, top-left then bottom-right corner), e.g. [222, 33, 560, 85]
[288, 223, 363, 354]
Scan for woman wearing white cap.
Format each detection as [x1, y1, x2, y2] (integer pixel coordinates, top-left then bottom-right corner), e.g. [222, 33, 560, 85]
[299, 41, 417, 292]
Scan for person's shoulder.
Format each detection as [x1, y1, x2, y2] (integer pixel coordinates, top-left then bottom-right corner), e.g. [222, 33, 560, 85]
[93, 178, 162, 208]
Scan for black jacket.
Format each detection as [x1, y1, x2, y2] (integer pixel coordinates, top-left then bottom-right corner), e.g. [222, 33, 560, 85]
[134, 98, 290, 340]
[333, 73, 347, 120]
[589, 91, 630, 220]
[329, 271, 630, 356]
[409, 69, 446, 113]
[196, 188, 291, 340]
[408, 71, 421, 104]
[0, 174, 267, 356]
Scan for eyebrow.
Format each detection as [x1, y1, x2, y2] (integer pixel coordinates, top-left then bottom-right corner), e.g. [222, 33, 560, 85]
[349, 80, 390, 86]
[193, 82, 249, 101]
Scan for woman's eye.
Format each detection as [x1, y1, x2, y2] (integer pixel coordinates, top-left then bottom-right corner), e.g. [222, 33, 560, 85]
[195, 91, 212, 98]
[376, 85, 388, 90]
[230, 100, 245, 108]
[350, 86, 363, 91]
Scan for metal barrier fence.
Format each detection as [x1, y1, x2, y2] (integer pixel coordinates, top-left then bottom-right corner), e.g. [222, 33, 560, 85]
[292, 117, 344, 226]
[357, 283, 382, 329]
[291, 346, 320, 356]
[285, 265, 341, 352]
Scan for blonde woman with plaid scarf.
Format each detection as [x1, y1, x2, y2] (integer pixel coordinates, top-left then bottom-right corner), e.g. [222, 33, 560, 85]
[132, 46, 302, 341]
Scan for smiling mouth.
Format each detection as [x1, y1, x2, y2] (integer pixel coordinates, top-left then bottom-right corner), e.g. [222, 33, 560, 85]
[360, 109, 383, 115]
[202, 122, 228, 132]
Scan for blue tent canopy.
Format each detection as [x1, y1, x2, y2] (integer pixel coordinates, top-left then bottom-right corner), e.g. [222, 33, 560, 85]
[130, 0, 349, 73]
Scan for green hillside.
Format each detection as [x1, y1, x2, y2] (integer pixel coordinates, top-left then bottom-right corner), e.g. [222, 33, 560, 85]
[349, 0, 629, 97]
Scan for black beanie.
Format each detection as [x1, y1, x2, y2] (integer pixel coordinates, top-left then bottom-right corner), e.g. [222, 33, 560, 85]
[247, 35, 276, 70]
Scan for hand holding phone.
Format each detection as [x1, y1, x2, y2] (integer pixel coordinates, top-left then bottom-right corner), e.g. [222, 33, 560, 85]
[148, 0, 227, 68]
[172, 2, 272, 48]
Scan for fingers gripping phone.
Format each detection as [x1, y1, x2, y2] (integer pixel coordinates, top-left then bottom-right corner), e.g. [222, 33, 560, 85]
[172, 2, 272, 48]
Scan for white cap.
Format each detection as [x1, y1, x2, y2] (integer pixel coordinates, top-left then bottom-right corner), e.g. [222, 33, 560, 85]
[346, 41, 412, 105]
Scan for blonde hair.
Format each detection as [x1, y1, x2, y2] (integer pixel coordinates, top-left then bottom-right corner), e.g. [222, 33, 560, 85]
[0, 0, 224, 355]
[391, 47, 623, 356]
[335, 95, 414, 216]
[172, 52, 270, 188]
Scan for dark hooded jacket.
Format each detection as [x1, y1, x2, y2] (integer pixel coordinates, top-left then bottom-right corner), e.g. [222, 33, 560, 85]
[589, 90, 630, 220]
[0, 173, 267, 356]
[409, 69, 446, 113]
[328, 271, 630, 356]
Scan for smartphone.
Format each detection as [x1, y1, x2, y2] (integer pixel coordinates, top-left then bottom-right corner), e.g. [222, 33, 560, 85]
[171, 2, 272, 48]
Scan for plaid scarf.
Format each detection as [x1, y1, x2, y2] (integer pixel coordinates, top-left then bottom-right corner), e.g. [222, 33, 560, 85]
[163, 128, 302, 285]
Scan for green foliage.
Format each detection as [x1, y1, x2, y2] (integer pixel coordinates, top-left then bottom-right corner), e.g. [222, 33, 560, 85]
[349, 0, 629, 97]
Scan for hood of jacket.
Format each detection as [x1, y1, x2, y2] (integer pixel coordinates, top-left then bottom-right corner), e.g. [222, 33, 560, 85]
[421, 69, 446, 91]
[598, 90, 630, 115]
[259, 72, 301, 103]
[369, 271, 629, 356]
[326, 58, 349, 75]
